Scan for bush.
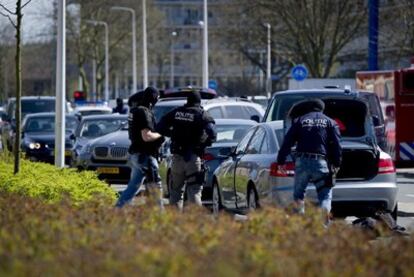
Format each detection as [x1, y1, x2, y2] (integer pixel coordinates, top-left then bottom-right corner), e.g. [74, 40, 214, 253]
[0, 193, 413, 276]
[0, 154, 117, 205]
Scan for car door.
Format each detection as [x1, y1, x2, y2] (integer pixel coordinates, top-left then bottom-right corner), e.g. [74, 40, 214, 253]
[234, 126, 266, 209]
[217, 127, 257, 209]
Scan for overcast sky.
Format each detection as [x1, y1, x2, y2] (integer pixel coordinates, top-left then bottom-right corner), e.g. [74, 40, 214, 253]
[1, 0, 54, 43]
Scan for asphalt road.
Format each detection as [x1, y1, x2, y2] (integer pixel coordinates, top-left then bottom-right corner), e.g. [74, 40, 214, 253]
[396, 169, 414, 231]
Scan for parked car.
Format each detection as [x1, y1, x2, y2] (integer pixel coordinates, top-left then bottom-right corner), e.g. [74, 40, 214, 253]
[161, 119, 257, 200]
[160, 87, 217, 99]
[213, 95, 398, 219]
[2, 96, 60, 151]
[71, 114, 128, 167]
[154, 97, 265, 123]
[76, 126, 131, 184]
[72, 105, 113, 119]
[263, 88, 387, 150]
[21, 112, 79, 165]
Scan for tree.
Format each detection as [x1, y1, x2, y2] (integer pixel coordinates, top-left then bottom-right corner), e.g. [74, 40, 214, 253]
[222, 0, 367, 78]
[0, 0, 33, 174]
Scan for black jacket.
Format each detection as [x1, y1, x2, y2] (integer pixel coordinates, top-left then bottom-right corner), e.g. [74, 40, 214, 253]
[277, 111, 342, 167]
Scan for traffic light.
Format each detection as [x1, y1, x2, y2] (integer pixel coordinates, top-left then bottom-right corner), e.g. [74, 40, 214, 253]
[73, 91, 86, 102]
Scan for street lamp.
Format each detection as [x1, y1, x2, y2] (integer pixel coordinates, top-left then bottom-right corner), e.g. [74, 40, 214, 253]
[142, 0, 148, 88]
[170, 31, 177, 88]
[265, 23, 271, 98]
[55, 0, 66, 167]
[201, 0, 209, 88]
[85, 19, 109, 102]
[111, 6, 137, 94]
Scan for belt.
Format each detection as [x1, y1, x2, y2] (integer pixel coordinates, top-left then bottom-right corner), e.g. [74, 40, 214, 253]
[296, 152, 326, 160]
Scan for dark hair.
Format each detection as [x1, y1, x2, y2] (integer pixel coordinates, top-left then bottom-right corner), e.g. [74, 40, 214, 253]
[288, 98, 325, 119]
[186, 91, 201, 107]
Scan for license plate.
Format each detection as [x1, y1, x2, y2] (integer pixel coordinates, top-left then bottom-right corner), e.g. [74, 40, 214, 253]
[97, 167, 119, 174]
[51, 150, 72, 156]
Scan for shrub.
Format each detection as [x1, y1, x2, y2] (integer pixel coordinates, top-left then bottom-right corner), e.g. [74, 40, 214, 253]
[0, 193, 413, 276]
[0, 154, 117, 205]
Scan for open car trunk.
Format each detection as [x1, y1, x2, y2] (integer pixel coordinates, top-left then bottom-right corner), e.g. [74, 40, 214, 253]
[323, 98, 379, 181]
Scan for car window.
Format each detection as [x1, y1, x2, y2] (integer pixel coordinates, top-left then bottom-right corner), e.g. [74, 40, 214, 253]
[24, 116, 77, 133]
[207, 107, 224, 119]
[80, 118, 127, 138]
[153, 105, 178, 123]
[245, 106, 260, 117]
[225, 105, 247, 119]
[235, 127, 256, 154]
[245, 127, 265, 154]
[364, 94, 384, 125]
[215, 124, 253, 143]
[260, 132, 270, 154]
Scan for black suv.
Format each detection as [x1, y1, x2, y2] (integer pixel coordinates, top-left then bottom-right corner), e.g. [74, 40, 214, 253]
[1, 96, 56, 151]
[263, 88, 387, 150]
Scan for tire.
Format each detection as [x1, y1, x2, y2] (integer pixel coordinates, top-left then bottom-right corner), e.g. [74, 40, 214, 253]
[247, 185, 259, 211]
[391, 204, 398, 222]
[212, 181, 222, 215]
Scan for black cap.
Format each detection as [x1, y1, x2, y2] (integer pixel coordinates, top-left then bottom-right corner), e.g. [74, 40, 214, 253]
[186, 91, 201, 107]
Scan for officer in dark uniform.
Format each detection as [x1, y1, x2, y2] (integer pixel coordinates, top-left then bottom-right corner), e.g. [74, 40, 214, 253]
[157, 91, 216, 209]
[112, 97, 128, 114]
[116, 87, 164, 208]
[276, 99, 342, 221]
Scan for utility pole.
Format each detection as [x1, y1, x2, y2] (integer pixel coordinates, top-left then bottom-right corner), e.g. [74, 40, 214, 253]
[142, 0, 148, 88]
[368, 0, 379, 70]
[266, 23, 271, 98]
[170, 31, 177, 88]
[202, 0, 209, 88]
[55, 0, 66, 167]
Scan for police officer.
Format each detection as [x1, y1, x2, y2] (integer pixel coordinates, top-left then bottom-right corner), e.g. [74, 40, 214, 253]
[276, 99, 342, 222]
[157, 91, 216, 209]
[116, 87, 164, 208]
[112, 97, 128, 114]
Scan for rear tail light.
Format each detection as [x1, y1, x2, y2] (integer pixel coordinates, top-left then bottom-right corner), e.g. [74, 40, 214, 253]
[270, 162, 295, 177]
[203, 153, 215, 161]
[378, 157, 395, 174]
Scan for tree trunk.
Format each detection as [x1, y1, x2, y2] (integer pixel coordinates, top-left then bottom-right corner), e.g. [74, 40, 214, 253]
[13, 0, 22, 174]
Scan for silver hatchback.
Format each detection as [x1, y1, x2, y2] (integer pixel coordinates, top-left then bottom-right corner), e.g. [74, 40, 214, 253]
[212, 97, 398, 218]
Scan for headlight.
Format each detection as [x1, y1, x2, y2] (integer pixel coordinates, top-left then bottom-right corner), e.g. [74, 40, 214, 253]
[28, 142, 41, 149]
[81, 143, 92, 154]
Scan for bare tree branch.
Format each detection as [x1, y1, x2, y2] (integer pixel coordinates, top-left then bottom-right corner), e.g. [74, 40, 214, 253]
[0, 3, 15, 15]
[21, 0, 33, 9]
[0, 10, 17, 28]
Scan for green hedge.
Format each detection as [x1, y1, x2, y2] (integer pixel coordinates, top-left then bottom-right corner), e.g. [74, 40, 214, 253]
[0, 154, 117, 205]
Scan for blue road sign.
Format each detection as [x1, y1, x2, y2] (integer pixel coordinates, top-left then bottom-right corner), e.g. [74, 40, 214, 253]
[291, 64, 308, 81]
[208, 80, 218, 90]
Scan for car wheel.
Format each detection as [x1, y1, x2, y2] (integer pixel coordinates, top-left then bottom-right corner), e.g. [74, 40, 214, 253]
[212, 181, 222, 215]
[391, 204, 398, 221]
[247, 185, 259, 211]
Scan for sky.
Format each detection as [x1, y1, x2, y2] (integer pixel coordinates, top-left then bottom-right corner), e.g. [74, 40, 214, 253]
[0, 0, 54, 43]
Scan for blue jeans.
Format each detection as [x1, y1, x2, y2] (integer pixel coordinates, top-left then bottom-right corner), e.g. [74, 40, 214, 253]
[116, 153, 161, 208]
[294, 157, 332, 212]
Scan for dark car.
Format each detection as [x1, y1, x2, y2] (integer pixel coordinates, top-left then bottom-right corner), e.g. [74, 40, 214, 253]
[161, 119, 257, 201]
[21, 113, 79, 165]
[71, 114, 128, 167]
[263, 88, 387, 150]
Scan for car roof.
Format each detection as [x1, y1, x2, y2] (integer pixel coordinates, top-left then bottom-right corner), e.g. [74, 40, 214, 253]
[214, 118, 257, 125]
[80, 114, 128, 121]
[155, 97, 263, 108]
[8, 96, 56, 101]
[273, 88, 376, 98]
[74, 105, 112, 111]
[24, 112, 77, 119]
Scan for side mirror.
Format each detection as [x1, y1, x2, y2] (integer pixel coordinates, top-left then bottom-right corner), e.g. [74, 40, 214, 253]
[250, 115, 260, 123]
[218, 146, 236, 158]
[372, 115, 381, 127]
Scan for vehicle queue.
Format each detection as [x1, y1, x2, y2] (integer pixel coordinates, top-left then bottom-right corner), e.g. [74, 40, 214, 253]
[0, 85, 399, 223]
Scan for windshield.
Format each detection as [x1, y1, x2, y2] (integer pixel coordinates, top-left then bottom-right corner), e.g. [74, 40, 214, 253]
[11, 99, 56, 119]
[79, 118, 127, 138]
[24, 116, 78, 133]
[153, 105, 178, 123]
[215, 124, 254, 143]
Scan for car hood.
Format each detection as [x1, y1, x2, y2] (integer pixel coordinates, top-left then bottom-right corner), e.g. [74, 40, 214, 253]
[91, 130, 130, 147]
[25, 132, 72, 142]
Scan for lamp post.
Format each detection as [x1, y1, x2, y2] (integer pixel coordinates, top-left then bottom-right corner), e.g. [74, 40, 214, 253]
[201, 0, 209, 88]
[265, 23, 271, 98]
[55, 0, 66, 167]
[170, 31, 177, 88]
[111, 6, 137, 94]
[85, 20, 109, 102]
[142, 0, 148, 88]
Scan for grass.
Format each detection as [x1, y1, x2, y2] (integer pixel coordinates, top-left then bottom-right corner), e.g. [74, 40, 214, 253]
[0, 191, 413, 276]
